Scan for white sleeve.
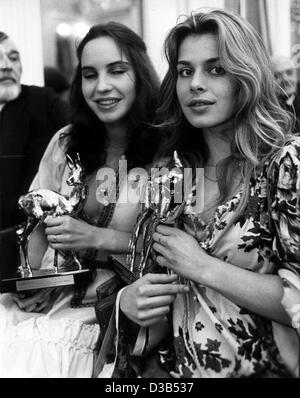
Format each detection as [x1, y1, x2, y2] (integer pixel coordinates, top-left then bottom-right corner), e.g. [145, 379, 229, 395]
[29, 125, 71, 192]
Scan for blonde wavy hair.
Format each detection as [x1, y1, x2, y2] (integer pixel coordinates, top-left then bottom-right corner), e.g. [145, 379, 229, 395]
[155, 8, 295, 224]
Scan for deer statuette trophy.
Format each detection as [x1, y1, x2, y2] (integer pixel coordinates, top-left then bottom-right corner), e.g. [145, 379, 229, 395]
[17, 153, 87, 278]
[126, 151, 189, 280]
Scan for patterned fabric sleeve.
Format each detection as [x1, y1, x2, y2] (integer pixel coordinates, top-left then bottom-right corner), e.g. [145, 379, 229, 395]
[268, 137, 300, 275]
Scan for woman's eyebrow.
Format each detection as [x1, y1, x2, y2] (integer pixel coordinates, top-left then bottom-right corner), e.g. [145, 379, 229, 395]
[107, 61, 130, 67]
[81, 66, 94, 72]
[177, 57, 220, 66]
[81, 61, 130, 70]
[177, 61, 191, 67]
[205, 57, 220, 65]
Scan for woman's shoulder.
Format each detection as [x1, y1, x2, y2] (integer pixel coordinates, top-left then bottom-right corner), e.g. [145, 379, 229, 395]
[267, 136, 300, 265]
[272, 136, 300, 166]
[266, 136, 300, 183]
[44, 124, 72, 161]
[50, 124, 72, 147]
[29, 125, 73, 191]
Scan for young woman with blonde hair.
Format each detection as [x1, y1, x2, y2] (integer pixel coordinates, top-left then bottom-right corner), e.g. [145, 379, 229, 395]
[98, 9, 300, 378]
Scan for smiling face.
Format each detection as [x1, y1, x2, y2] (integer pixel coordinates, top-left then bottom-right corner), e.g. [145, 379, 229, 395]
[81, 36, 136, 128]
[0, 37, 22, 103]
[176, 33, 237, 133]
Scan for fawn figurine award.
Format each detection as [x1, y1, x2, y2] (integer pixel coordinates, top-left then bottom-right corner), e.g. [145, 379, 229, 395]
[109, 151, 192, 284]
[0, 154, 93, 293]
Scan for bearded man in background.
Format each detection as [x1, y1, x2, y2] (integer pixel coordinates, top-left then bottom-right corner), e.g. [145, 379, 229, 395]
[0, 31, 69, 280]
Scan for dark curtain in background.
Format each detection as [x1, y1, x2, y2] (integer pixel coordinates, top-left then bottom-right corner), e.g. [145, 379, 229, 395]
[56, 34, 75, 84]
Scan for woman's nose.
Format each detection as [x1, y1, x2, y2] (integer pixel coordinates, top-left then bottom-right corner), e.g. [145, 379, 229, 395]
[96, 74, 112, 92]
[190, 71, 207, 92]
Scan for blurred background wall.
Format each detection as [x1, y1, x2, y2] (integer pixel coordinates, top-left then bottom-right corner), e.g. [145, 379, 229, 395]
[0, 0, 297, 85]
[0, 0, 44, 85]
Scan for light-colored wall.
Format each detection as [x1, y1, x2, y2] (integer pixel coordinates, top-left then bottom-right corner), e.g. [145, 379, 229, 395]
[267, 0, 291, 57]
[142, 0, 225, 79]
[0, 0, 292, 86]
[0, 0, 44, 86]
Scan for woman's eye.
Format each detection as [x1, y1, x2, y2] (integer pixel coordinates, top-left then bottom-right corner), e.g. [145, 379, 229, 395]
[210, 66, 225, 75]
[178, 68, 192, 77]
[82, 73, 96, 80]
[110, 69, 127, 75]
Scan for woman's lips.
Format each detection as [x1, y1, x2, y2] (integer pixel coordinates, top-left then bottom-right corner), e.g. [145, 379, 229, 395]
[94, 98, 122, 110]
[188, 99, 215, 107]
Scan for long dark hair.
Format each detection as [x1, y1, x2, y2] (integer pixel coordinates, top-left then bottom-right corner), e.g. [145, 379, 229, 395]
[65, 22, 160, 173]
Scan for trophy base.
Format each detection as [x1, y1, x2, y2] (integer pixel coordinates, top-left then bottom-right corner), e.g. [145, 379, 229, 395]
[0, 268, 93, 293]
[108, 254, 139, 284]
[108, 254, 168, 285]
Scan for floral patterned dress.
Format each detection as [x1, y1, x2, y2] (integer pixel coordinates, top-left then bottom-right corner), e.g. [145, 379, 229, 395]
[96, 137, 300, 378]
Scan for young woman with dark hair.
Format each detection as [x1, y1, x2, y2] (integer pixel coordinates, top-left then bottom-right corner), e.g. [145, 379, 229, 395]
[67, 22, 160, 174]
[0, 22, 160, 378]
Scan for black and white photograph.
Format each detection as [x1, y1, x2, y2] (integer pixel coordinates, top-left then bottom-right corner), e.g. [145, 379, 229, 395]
[0, 0, 299, 381]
